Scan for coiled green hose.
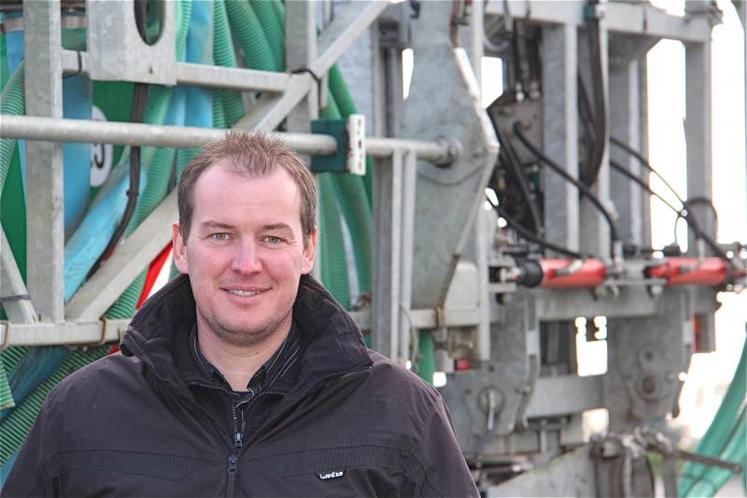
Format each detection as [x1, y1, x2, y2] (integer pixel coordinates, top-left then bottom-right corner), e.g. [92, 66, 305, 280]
[225, 0, 277, 72]
[249, 0, 284, 72]
[212, 0, 244, 128]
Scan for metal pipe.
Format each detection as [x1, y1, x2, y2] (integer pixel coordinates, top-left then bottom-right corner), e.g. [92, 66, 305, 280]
[0, 114, 456, 161]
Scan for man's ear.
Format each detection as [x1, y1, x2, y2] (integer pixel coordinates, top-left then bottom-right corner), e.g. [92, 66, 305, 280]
[301, 227, 318, 274]
[172, 223, 189, 274]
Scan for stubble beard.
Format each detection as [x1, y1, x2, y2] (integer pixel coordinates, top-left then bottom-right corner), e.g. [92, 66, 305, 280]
[199, 307, 292, 348]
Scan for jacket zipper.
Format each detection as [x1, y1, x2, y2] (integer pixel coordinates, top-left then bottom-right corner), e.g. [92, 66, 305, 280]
[189, 381, 244, 497]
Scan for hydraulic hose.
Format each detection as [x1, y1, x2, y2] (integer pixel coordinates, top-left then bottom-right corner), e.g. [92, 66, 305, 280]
[513, 121, 620, 256]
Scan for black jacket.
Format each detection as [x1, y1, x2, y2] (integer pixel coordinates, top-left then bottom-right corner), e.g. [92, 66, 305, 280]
[4, 275, 478, 497]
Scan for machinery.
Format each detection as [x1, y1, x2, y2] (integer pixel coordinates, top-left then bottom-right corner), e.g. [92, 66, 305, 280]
[1, 0, 745, 495]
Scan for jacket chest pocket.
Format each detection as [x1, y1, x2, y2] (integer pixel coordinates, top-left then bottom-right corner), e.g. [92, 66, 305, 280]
[45, 450, 222, 497]
[254, 445, 421, 497]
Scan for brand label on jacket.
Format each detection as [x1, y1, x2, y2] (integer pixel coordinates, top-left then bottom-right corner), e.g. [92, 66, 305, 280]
[317, 470, 345, 480]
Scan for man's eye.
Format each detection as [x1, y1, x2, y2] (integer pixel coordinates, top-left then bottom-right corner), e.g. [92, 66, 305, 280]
[211, 233, 230, 241]
[263, 235, 284, 244]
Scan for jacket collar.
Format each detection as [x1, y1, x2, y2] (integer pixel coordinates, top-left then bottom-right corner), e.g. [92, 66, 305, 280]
[120, 274, 372, 395]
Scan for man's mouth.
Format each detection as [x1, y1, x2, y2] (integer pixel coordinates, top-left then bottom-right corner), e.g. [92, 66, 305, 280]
[226, 289, 262, 297]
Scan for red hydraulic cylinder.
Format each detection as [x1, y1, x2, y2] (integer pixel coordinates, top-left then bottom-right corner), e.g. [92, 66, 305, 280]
[645, 257, 732, 287]
[539, 258, 607, 288]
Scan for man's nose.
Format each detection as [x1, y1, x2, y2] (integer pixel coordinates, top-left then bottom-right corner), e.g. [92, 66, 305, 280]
[231, 242, 262, 274]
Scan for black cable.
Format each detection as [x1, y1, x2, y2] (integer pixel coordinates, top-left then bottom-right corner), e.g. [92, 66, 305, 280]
[512, 121, 620, 254]
[608, 138, 730, 262]
[492, 203, 584, 259]
[609, 159, 732, 262]
[609, 160, 683, 215]
[609, 136, 684, 204]
[492, 123, 544, 237]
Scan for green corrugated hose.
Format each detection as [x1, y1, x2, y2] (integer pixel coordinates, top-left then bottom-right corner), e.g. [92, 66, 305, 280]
[213, 0, 244, 128]
[417, 331, 436, 385]
[317, 173, 352, 309]
[249, 0, 284, 72]
[0, 63, 24, 195]
[680, 340, 747, 497]
[225, 0, 277, 72]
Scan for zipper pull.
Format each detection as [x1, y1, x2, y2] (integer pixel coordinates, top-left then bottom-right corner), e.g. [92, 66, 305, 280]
[234, 431, 243, 449]
[228, 454, 238, 473]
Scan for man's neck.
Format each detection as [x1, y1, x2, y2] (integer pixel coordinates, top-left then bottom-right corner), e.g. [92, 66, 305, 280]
[197, 327, 289, 391]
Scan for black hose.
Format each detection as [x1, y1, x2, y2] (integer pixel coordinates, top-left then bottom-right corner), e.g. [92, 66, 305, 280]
[492, 203, 584, 259]
[580, 3, 607, 187]
[512, 121, 620, 255]
[493, 123, 544, 237]
[609, 159, 732, 262]
[609, 136, 684, 204]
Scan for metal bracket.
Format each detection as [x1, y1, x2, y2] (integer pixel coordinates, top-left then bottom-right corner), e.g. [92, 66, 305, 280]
[87, 0, 176, 85]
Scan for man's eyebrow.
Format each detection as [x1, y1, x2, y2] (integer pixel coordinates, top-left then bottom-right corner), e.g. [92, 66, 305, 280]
[262, 223, 293, 231]
[199, 221, 236, 230]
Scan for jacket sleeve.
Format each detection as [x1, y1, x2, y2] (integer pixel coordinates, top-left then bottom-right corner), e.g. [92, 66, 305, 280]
[2, 386, 64, 497]
[414, 390, 479, 498]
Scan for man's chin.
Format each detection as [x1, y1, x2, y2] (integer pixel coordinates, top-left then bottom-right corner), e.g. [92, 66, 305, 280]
[213, 322, 271, 348]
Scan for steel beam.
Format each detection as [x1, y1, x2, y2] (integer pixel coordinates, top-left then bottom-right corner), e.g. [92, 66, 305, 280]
[23, 0, 65, 323]
[66, 191, 177, 321]
[684, 36, 715, 255]
[398, 151, 417, 364]
[1, 229, 37, 324]
[483, 1, 711, 42]
[314, 1, 390, 77]
[0, 319, 130, 349]
[61, 49, 302, 94]
[371, 153, 402, 358]
[285, 0, 318, 134]
[525, 375, 604, 418]
[0, 115, 454, 160]
[234, 74, 313, 132]
[541, 23, 580, 253]
[609, 38, 646, 246]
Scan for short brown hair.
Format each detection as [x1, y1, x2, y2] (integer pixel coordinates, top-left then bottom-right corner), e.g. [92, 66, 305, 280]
[177, 131, 317, 244]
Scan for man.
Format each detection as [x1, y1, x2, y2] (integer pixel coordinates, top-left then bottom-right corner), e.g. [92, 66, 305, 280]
[4, 132, 478, 497]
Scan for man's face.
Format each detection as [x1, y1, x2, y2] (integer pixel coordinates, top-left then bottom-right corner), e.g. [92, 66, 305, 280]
[173, 161, 316, 348]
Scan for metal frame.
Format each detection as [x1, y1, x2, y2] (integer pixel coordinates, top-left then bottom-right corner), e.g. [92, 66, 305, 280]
[0, 0, 455, 349]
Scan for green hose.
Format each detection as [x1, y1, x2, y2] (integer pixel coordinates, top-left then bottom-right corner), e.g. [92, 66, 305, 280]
[249, 0, 284, 71]
[225, 0, 277, 72]
[680, 340, 747, 496]
[417, 331, 436, 385]
[317, 173, 351, 309]
[0, 63, 24, 195]
[323, 80, 373, 295]
[213, 0, 244, 128]
[685, 409, 746, 497]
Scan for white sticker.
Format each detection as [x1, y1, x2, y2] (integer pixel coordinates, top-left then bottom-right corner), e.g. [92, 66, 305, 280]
[317, 470, 345, 480]
[90, 105, 113, 187]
